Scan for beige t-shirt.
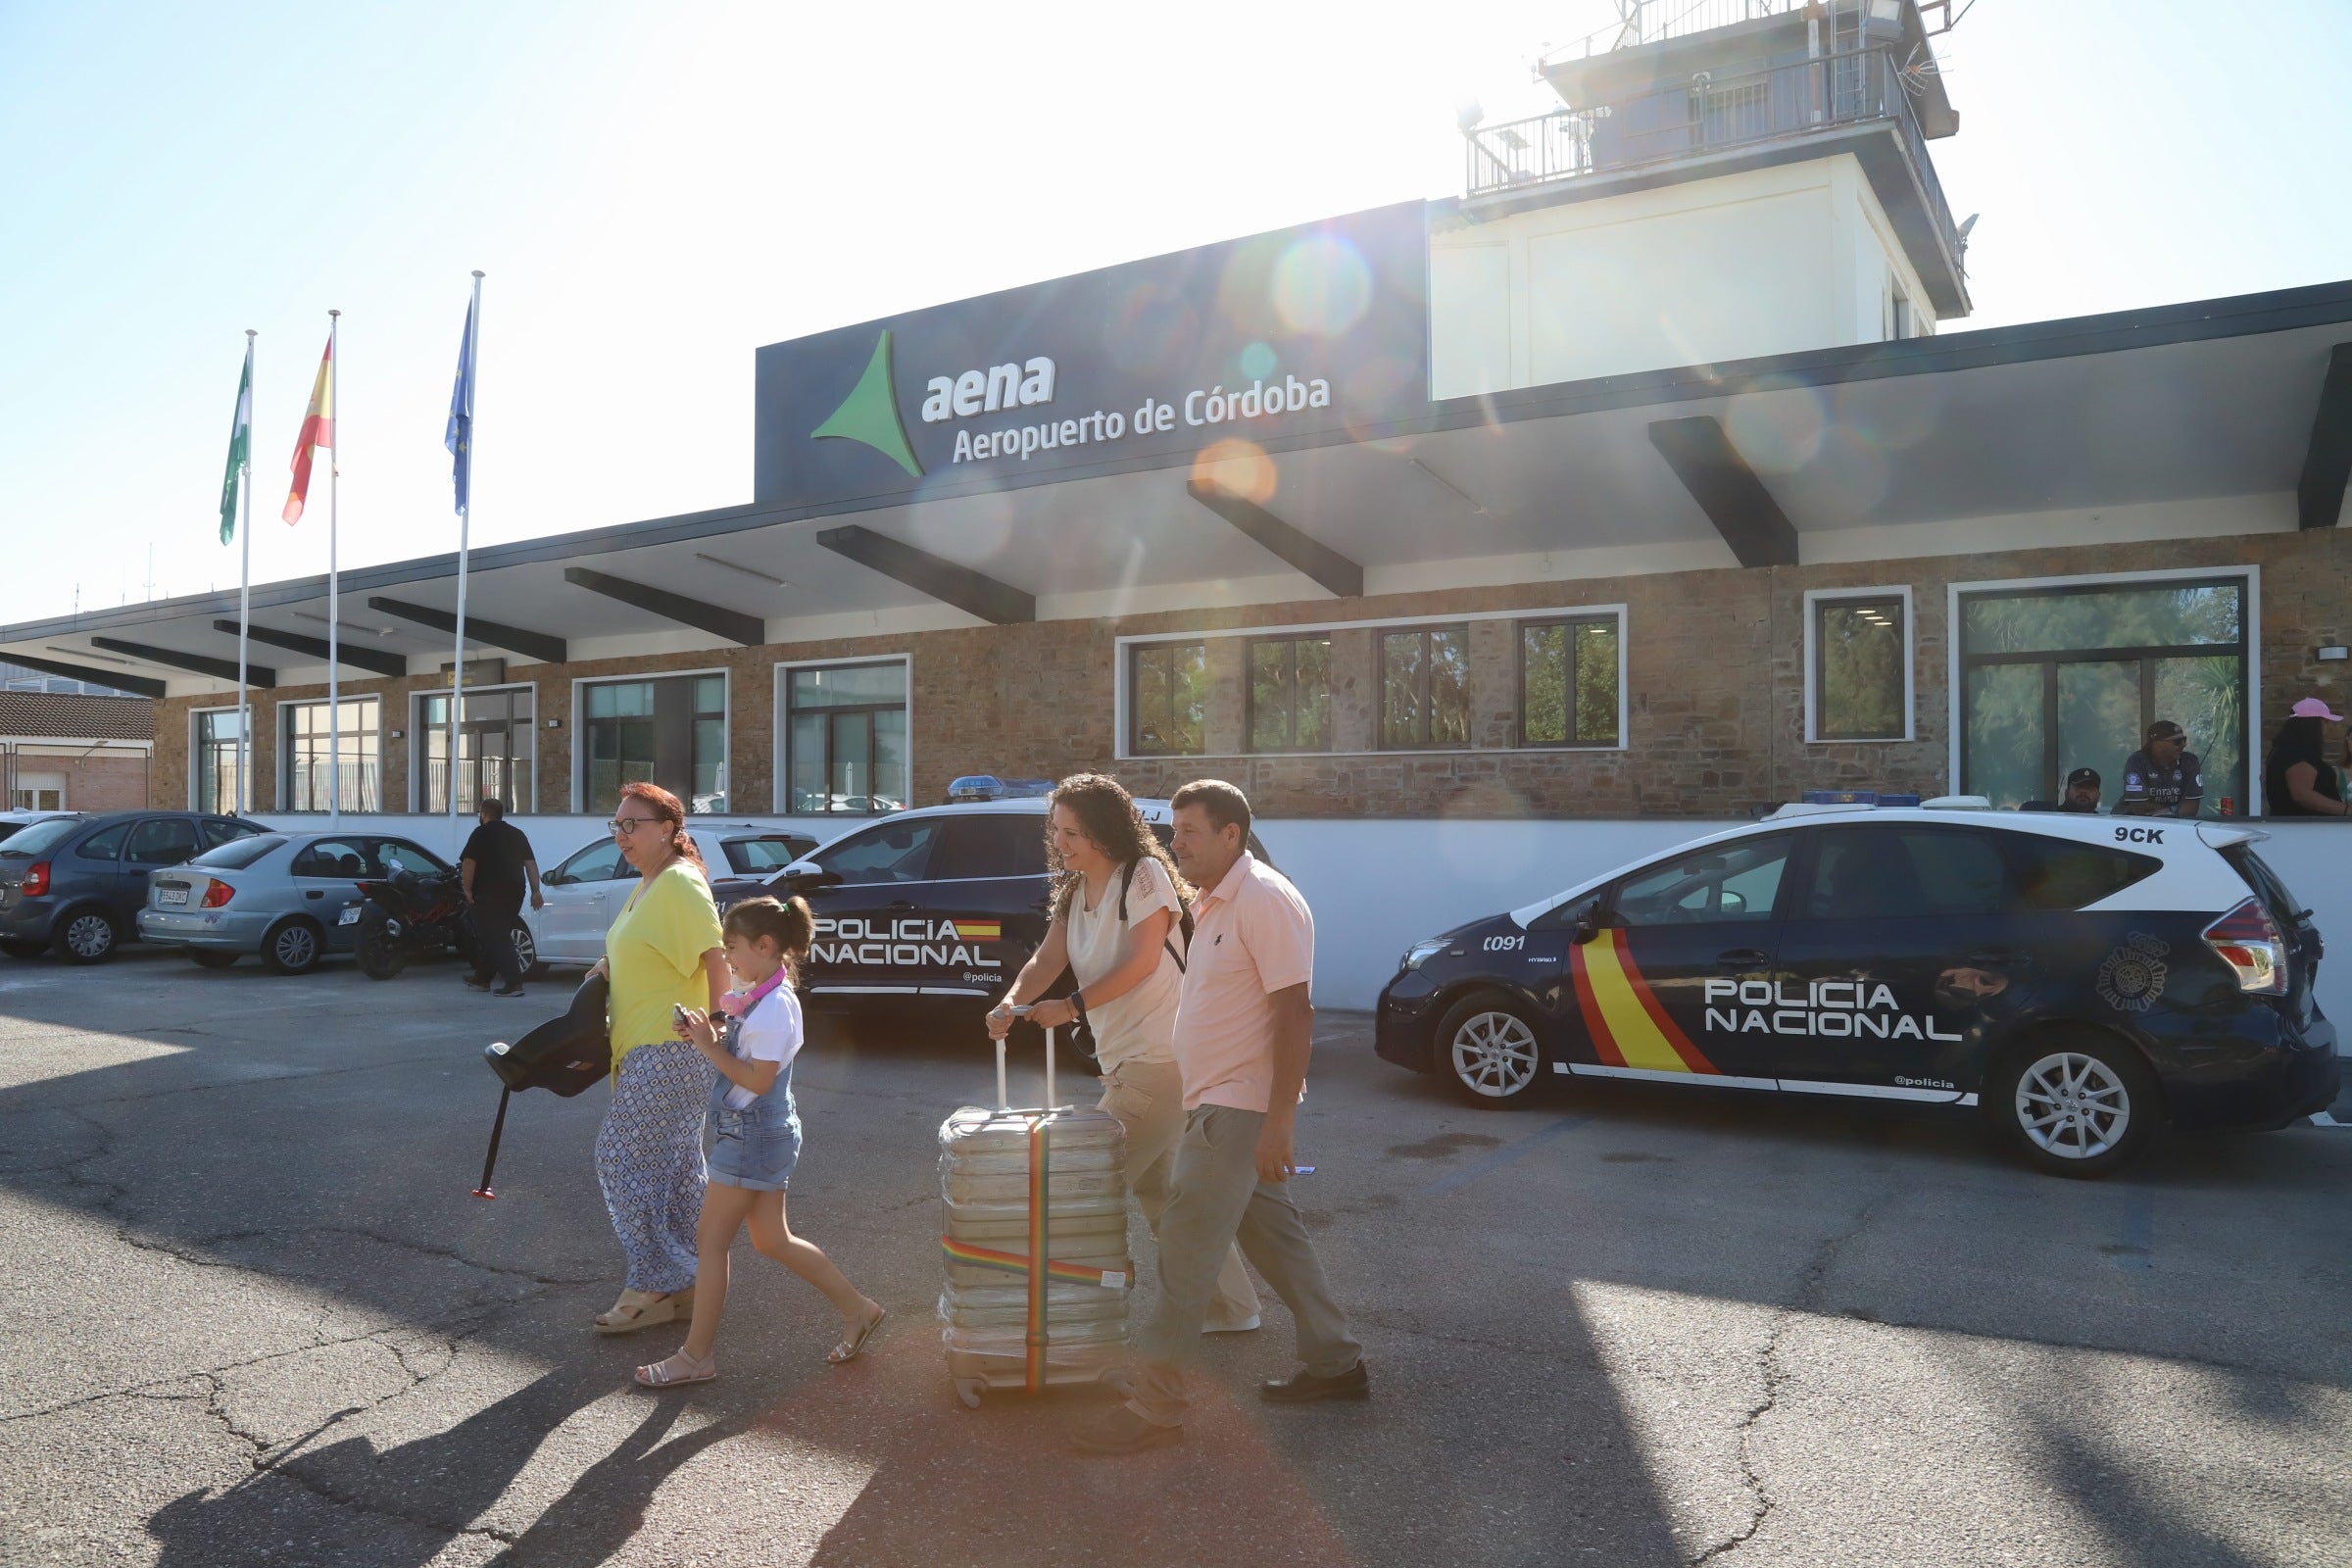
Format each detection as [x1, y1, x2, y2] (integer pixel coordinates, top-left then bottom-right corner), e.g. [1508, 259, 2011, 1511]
[1063, 857, 1185, 1071]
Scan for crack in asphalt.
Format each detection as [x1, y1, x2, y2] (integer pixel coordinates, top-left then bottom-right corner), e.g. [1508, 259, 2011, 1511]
[1689, 1189, 1896, 1567]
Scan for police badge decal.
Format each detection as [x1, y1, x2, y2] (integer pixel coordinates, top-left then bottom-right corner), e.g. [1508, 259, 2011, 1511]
[2096, 933, 2170, 1011]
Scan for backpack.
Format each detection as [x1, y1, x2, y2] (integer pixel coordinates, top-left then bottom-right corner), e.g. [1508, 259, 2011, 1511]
[1116, 857, 1193, 973]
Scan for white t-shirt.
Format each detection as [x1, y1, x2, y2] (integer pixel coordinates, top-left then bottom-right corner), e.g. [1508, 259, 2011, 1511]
[1063, 857, 1186, 1071]
[725, 982, 804, 1109]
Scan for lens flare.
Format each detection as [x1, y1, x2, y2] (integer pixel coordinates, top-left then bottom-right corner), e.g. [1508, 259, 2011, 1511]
[1190, 438, 1277, 506]
[1272, 235, 1373, 338]
[1238, 341, 1279, 382]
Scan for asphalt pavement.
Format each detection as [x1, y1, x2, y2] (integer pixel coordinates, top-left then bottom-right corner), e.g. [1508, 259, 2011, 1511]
[2, 948, 2348, 1567]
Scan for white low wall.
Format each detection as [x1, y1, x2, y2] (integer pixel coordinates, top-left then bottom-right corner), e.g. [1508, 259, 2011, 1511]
[254, 812, 2352, 1041]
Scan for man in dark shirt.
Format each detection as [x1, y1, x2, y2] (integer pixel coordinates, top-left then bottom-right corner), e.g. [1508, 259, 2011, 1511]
[2117, 721, 2203, 817]
[2021, 766, 2101, 813]
[461, 797, 543, 997]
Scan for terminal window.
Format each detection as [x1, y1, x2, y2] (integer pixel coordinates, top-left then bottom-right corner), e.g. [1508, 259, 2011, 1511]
[281, 697, 380, 813]
[1520, 617, 1620, 747]
[1380, 626, 1471, 749]
[416, 686, 533, 813]
[192, 709, 244, 813]
[784, 661, 907, 815]
[1814, 596, 1906, 742]
[1248, 636, 1332, 753]
[1130, 642, 1205, 757]
[583, 675, 728, 815]
[1959, 577, 2248, 812]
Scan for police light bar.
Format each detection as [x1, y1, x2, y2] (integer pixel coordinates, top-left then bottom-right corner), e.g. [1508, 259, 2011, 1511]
[945, 775, 1054, 803]
[1796, 790, 1924, 808]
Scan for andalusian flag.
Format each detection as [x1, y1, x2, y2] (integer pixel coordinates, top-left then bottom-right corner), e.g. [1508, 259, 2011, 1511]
[282, 332, 334, 524]
[218, 342, 252, 545]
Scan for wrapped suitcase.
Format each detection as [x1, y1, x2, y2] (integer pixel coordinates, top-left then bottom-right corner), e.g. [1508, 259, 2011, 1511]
[938, 1017, 1132, 1407]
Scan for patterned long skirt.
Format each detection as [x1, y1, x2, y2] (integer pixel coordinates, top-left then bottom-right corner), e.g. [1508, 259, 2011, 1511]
[596, 1041, 718, 1294]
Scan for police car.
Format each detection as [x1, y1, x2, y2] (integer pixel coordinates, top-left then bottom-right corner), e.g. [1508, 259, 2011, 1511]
[1375, 798, 2339, 1176]
[763, 783, 1269, 1016]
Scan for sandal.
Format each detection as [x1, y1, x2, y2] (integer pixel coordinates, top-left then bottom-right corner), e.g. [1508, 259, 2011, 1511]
[829, 1302, 887, 1365]
[633, 1348, 716, 1388]
[593, 1287, 694, 1335]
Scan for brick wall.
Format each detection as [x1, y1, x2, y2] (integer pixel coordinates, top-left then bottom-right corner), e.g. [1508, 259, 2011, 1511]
[10, 749, 148, 812]
[146, 526, 2352, 820]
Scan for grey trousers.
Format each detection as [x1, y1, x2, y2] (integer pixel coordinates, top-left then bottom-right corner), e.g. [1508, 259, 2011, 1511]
[1098, 1059, 1260, 1327]
[1127, 1104, 1362, 1426]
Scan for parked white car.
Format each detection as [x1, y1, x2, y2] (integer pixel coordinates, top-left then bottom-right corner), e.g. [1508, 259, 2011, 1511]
[523, 821, 818, 967]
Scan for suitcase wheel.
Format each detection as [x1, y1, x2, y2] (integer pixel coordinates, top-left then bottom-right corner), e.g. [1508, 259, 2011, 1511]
[955, 1377, 986, 1410]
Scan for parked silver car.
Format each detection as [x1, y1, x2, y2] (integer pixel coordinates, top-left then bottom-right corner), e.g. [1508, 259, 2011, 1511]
[138, 831, 454, 974]
[525, 822, 817, 967]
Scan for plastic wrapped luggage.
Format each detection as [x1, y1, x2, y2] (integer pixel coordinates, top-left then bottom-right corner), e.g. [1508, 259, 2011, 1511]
[938, 1019, 1132, 1407]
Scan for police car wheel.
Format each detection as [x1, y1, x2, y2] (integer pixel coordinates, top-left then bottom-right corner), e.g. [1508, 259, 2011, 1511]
[1991, 1036, 2158, 1178]
[1438, 993, 1545, 1106]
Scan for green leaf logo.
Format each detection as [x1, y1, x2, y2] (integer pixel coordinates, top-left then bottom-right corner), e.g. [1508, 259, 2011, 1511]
[811, 329, 923, 477]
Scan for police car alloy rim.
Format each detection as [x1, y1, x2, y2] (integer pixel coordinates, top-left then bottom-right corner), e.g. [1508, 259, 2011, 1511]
[2013, 1051, 2131, 1160]
[1451, 1010, 1541, 1098]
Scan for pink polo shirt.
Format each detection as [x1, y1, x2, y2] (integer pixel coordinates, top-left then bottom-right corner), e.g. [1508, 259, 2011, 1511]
[1171, 852, 1315, 1112]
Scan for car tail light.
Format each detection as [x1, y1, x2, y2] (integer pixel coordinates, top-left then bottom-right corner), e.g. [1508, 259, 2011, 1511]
[22, 861, 48, 898]
[201, 879, 233, 909]
[2203, 898, 2288, 995]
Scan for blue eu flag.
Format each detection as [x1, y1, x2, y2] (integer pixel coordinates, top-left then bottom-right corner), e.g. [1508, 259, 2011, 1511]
[445, 294, 476, 514]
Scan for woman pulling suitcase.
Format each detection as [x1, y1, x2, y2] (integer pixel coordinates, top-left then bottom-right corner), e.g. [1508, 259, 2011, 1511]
[988, 774, 1261, 1334]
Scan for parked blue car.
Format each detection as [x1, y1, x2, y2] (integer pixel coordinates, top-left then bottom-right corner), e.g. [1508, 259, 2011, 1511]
[0, 810, 270, 963]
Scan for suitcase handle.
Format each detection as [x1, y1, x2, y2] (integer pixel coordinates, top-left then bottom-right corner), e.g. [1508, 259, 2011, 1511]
[995, 1005, 1057, 1114]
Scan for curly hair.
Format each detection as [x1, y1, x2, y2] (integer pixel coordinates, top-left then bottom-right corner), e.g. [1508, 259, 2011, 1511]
[1046, 773, 1191, 920]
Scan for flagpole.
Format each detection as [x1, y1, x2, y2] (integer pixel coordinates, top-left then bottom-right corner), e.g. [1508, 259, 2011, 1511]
[326, 310, 341, 828]
[237, 330, 255, 815]
[449, 271, 481, 838]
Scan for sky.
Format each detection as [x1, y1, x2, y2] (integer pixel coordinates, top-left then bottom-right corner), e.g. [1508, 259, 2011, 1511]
[1, 0, 2346, 626]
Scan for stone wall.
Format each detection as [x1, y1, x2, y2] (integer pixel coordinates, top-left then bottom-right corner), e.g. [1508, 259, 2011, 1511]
[145, 526, 2352, 819]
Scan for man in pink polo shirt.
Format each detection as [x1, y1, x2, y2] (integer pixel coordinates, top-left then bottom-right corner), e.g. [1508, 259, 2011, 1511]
[1075, 779, 1365, 1454]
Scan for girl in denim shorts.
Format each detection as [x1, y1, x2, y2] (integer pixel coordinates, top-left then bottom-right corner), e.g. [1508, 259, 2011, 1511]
[633, 896, 884, 1387]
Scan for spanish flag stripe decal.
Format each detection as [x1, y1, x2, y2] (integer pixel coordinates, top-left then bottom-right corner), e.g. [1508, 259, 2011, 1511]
[1612, 936, 1721, 1074]
[954, 920, 1001, 941]
[1569, 935, 1627, 1068]
[1581, 931, 1712, 1075]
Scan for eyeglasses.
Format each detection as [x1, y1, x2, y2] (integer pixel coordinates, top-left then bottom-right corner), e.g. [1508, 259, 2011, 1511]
[609, 815, 662, 837]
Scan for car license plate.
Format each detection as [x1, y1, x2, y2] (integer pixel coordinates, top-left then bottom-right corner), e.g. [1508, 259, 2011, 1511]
[159, 888, 188, 906]
[338, 905, 362, 926]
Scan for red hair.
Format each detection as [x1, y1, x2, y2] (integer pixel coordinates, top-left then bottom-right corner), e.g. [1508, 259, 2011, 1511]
[617, 780, 703, 868]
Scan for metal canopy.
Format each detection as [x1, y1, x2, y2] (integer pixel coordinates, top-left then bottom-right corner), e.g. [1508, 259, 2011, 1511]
[561, 567, 765, 646]
[90, 637, 273, 688]
[1645, 416, 1799, 567]
[10, 281, 2350, 695]
[2297, 343, 2352, 530]
[368, 596, 568, 664]
[1185, 480, 1365, 598]
[815, 525, 1035, 625]
[214, 620, 407, 679]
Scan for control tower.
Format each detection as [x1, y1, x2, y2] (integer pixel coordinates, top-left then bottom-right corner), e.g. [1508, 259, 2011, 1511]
[1435, 0, 1970, 397]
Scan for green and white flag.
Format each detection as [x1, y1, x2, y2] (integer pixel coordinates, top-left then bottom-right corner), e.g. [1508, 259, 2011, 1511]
[219, 341, 253, 544]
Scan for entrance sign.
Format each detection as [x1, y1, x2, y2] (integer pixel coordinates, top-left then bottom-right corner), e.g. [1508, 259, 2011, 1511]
[755, 202, 1431, 510]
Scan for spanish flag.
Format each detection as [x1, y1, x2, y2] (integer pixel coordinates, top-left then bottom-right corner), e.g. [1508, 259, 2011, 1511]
[282, 332, 334, 525]
[953, 919, 1001, 943]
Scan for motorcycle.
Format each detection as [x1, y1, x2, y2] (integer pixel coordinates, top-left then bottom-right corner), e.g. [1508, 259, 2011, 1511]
[354, 865, 506, 981]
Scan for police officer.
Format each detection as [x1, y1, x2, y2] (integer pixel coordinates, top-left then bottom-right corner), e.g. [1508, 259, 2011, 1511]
[2021, 767, 2101, 813]
[2117, 721, 2202, 817]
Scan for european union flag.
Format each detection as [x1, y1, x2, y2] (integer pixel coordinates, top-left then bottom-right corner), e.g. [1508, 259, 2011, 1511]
[445, 292, 476, 514]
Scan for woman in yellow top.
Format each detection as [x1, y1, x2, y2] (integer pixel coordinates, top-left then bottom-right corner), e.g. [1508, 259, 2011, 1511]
[587, 781, 728, 1334]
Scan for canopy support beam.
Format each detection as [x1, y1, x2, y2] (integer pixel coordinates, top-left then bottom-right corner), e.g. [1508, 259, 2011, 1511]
[90, 637, 274, 687]
[1185, 480, 1363, 599]
[814, 525, 1035, 625]
[368, 596, 568, 664]
[2298, 342, 2352, 530]
[213, 620, 407, 678]
[561, 568, 766, 646]
[1647, 416, 1799, 568]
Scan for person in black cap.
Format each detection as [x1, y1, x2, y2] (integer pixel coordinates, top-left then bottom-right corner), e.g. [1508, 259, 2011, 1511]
[2117, 721, 2202, 817]
[2021, 767, 2102, 813]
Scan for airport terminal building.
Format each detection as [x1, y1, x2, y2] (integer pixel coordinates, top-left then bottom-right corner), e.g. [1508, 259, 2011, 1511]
[10, 0, 2352, 830]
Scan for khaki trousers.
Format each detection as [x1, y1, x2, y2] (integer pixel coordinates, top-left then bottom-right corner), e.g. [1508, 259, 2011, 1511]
[1097, 1057, 1260, 1327]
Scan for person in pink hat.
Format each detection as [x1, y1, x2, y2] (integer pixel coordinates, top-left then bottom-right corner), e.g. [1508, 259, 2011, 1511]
[2264, 697, 2350, 816]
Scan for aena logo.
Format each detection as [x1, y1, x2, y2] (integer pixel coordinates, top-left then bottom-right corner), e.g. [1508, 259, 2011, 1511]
[920, 358, 1056, 422]
[810, 330, 924, 478]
